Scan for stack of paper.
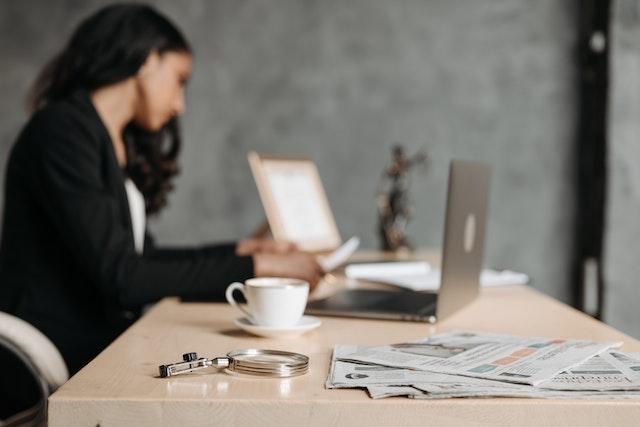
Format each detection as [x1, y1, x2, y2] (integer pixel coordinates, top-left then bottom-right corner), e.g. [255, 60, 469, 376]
[345, 262, 529, 291]
[326, 331, 640, 400]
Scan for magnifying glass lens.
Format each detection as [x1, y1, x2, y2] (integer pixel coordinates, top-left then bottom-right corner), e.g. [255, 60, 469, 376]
[228, 350, 309, 377]
[234, 353, 294, 364]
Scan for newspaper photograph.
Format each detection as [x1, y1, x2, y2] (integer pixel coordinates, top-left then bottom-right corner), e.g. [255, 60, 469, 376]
[340, 331, 621, 385]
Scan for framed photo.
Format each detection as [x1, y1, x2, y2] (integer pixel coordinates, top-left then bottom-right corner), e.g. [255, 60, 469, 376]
[248, 151, 342, 253]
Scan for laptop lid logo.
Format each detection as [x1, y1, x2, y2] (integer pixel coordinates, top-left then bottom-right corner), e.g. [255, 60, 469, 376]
[464, 213, 476, 253]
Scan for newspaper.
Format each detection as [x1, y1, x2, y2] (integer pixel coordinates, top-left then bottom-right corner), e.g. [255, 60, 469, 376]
[327, 345, 449, 388]
[365, 385, 424, 399]
[327, 346, 584, 398]
[340, 331, 621, 385]
[365, 383, 640, 400]
[410, 385, 640, 400]
[326, 333, 640, 400]
[539, 351, 640, 391]
[327, 345, 524, 389]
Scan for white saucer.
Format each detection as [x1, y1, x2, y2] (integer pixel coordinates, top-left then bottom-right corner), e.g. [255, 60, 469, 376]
[234, 316, 322, 339]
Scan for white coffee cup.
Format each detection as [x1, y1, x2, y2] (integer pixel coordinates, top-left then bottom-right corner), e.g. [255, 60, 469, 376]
[225, 277, 309, 328]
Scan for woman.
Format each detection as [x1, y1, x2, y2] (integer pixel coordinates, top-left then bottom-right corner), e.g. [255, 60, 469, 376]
[0, 4, 322, 374]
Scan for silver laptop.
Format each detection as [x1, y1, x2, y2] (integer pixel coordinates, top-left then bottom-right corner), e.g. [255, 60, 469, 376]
[305, 160, 491, 323]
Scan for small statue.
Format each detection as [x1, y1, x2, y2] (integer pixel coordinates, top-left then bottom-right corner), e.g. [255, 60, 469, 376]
[377, 145, 427, 252]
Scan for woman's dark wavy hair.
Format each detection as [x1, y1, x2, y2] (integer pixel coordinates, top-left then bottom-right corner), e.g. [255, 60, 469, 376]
[29, 3, 191, 215]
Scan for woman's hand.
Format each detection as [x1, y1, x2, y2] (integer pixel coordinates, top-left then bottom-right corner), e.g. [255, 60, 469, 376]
[253, 252, 324, 292]
[236, 238, 298, 256]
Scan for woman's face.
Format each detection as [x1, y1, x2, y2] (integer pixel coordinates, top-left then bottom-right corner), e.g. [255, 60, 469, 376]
[134, 50, 192, 131]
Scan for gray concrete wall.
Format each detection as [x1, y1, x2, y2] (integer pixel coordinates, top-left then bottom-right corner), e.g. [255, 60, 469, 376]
[605, 0, 640, 337]
[1, 1, 577, 303]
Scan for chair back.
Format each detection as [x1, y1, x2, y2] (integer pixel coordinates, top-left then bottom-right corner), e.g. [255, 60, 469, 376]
[0, 312, 69, 426]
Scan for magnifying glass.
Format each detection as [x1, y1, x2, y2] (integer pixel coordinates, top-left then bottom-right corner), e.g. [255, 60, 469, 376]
[159, 350, 309, 378]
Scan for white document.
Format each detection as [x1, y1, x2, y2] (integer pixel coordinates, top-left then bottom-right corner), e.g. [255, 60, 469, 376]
[345, 263, 529, 291]
[341, 331, 621, 386]
[265, 165, 333, 242]
[318, 236, 360, 272]
[345, 262, 432, 278]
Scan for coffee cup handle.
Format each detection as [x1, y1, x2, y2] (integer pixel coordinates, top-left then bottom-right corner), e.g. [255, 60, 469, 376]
[225, 282, 253, 321]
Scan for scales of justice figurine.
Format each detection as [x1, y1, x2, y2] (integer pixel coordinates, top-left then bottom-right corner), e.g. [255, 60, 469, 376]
[377, 145, 428, 252]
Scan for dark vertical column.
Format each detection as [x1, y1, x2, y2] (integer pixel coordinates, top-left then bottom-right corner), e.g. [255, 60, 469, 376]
[573, 0, 611, 319]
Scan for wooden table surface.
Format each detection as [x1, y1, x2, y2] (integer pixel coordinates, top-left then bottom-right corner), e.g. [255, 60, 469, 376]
[48, 254, 640, 426]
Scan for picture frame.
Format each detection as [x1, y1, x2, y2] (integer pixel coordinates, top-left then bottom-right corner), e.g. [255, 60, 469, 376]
[248, 151, 342, 253]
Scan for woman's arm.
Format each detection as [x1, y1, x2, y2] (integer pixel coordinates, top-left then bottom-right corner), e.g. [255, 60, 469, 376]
[144, 233, 239, 259]
[147, 236, 323, 292]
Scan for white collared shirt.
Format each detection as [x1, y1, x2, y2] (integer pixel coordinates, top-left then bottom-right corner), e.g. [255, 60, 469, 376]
[124, 178, 146, 254]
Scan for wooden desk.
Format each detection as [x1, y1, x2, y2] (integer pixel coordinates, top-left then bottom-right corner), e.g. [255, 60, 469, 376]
[49, 264, 640, 426]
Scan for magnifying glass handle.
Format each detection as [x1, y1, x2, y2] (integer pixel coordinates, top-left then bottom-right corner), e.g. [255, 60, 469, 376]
[159, 352, 224, 377]
[211, 357, 230, 369]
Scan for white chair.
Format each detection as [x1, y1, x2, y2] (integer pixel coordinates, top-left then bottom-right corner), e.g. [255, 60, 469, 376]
[0, 312, 68, 427]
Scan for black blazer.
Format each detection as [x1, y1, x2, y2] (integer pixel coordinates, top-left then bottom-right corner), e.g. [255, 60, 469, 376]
[0, 91, 254, 374]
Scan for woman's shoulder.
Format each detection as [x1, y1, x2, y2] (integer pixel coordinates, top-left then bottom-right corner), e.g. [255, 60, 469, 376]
[29, 93, 100, 135]
[20, 92, 106, 152]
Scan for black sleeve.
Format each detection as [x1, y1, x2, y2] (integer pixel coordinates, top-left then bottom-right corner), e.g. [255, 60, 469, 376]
[27, 108, 254, 308]
[144, 232, 239, 259]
